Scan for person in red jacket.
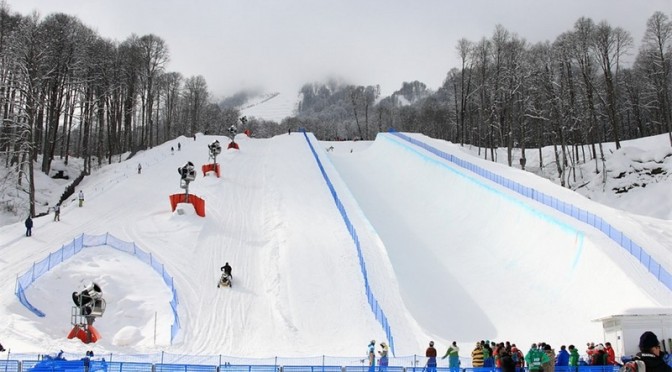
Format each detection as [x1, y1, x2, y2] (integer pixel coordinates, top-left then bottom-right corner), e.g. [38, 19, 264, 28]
[605, 342, 617, 365]
[426, 341, 437, 372]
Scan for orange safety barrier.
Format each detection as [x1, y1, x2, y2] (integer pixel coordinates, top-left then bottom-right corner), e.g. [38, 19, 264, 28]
[67, 325, 100, 344]
[169, 193, 206, 217]
[201, 163, 220, 177]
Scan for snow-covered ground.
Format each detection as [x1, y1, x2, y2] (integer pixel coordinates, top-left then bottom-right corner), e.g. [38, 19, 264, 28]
[0, 131, 671, 364]
[239, 91, 299, 123]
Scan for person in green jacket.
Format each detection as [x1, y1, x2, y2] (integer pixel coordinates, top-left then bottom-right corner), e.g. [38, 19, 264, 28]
[442, 341, 460, 371]
[525, 344, 551, 372]
[568, 345, 580, 370]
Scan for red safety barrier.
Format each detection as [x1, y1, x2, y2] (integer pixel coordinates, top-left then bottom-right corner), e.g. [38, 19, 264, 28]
[201, 163, 220, 177]
[228, 141, 239, 150]
[169, 194, 206, 217]
[67, 325, 100, 344]
[244, 129, 251, 137]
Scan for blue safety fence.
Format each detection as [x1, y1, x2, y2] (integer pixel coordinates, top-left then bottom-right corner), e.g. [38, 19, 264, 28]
[389, 129, 672, 292]
[300, 129, 395, 356]
[283, 366, 342, 372]
[0, 360, 20, 372]
[0, 359, 624, 372]
[0, 350, 625, 372]
[156, 364, 218, 372]
[14, 233, 181, 343]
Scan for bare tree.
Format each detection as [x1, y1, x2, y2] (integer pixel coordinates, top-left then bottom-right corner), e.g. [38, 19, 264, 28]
[592, 21, 632, 149]
[640, 11, 672, 146]
[137, 34, 169, 149]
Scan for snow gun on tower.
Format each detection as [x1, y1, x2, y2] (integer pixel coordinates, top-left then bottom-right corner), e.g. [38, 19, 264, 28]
[202, 140, 221, 177]
[67, 282, 105, 343]
[169, 161, 206, 217]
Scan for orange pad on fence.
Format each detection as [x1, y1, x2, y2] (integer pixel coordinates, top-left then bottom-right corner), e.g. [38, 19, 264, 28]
[169, 194, 206, 217]
[201, 163, 220, 177]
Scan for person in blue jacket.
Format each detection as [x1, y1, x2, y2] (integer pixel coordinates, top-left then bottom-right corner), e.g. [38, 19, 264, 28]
[367, 340, 376, 372]
[556, 345, 570, 367]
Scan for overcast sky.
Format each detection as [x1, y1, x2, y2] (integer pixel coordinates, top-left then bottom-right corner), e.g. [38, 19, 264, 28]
[6, 0, 671, 99]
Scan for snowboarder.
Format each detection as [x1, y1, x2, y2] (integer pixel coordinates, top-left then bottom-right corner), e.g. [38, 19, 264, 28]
[25, 216, 33, 236]
[137, 163, 142, 174]
[53, 204, 60, 221]
[78, 190, 84, 207]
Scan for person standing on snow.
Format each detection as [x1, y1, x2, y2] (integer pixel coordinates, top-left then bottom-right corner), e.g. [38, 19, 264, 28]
[24, 216, 33, 236]
[53, 204, 61, 221]
[525, 344, 550, 372]
[426, 341, 438, 372]
[605, 342, 617, 365]
[137, 163, 142, 174]
[78, 190, 84, 207]
[367, 340, 376, 372]
[442, 341, 460, 371]
[378, 342, 389, 372]
[542, 344, 555, 372]
[568, 345, 580, 370]
[471, 343, 484, 368]
[556, 345, 569, 367]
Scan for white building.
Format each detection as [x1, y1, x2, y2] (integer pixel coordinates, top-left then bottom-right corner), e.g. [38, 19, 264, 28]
[594, 310, 672, 359]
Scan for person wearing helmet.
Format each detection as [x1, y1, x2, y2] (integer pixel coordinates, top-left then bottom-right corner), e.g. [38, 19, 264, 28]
[426, 341, 438, 372]
[368, 340, 376, 372]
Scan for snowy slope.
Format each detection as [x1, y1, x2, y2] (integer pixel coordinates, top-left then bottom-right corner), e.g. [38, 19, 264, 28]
[0, 132, 671, 361]
[239, 92, 299, 122]
[326, 133, 672, 354]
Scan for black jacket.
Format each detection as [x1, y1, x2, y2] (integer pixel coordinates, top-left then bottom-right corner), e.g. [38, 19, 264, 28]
[637, 352, 672, 372]
[25, 218, 33, 228]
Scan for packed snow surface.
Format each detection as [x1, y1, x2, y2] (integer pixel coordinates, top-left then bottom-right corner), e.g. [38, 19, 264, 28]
[1, 132, 671, 361]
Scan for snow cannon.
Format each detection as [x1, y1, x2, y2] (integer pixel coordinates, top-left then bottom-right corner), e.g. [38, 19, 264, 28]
[228, 124, 238, 140]
[202, 140, 222, 177]
[67, 282, 105, 344]
[170, 161, 206, 217]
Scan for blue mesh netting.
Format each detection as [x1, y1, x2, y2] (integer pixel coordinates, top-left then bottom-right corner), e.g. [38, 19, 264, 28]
[388, 130, 672, 292]
[301, 130, 395, 356]
[13, 233, 181, 343]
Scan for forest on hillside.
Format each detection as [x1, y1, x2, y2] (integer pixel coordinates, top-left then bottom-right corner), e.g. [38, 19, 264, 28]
[294, 13, 672, 181]
[0, 3, 670, 217]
